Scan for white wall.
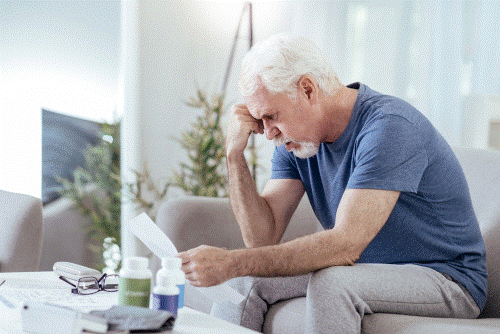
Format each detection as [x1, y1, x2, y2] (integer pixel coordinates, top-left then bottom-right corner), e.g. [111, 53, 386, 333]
[129, 1, 297, 196]
[0, 0, 120, 197]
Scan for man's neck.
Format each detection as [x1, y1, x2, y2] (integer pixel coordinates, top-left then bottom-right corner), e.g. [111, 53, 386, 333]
[320, 86, 358, 143]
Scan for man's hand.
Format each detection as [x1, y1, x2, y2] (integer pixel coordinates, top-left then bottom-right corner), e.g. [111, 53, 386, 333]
[176, 245, 238, 287]
[226, 104, 264, 155]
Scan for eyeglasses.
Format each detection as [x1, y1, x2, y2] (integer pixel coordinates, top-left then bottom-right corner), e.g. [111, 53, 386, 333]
[59, 273, 119, 295]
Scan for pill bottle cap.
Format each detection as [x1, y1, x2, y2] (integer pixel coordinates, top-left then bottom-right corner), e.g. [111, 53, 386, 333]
[124, 256, 148, 270]
[161, 257, 182, 270]
[157, 274, 175, 287]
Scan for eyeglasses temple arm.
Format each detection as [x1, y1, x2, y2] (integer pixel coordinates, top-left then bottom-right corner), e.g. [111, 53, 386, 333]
[97, 274, 107, 284]
[58, 276, 76, 288]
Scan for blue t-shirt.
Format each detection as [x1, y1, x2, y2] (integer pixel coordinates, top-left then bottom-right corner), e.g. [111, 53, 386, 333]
[271, 83, 487, 310]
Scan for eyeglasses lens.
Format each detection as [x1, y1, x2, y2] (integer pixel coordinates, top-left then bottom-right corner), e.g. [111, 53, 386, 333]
[102, 274, 119, 292]
[77, 277, 99, 295]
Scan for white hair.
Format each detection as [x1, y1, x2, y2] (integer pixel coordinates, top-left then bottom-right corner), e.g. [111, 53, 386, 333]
[238, 34, 342, 97]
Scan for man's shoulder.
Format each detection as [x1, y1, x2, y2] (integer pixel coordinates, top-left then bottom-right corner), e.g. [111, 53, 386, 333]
[356, 89, 431, 135]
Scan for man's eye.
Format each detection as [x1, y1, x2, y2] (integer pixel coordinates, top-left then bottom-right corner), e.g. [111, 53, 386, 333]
[263, 113, 277, 121]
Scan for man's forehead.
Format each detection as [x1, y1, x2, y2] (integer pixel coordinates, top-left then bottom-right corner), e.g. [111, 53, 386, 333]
[243, 86, 273, 119]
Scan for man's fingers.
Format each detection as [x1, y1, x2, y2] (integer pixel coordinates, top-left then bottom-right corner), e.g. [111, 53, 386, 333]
[185, 271, 197, 281]
[250, 122, 262, 135]
[231, 104, 256, 121]
[226, 103, 264, 154]
[175, 252, 189, 263]
[232, 103, 248, 110]
[175, 245, 230, 287]
[231, 106, 263, 135]
[184, 270, 207, 287]
[188, 279, 202, 287]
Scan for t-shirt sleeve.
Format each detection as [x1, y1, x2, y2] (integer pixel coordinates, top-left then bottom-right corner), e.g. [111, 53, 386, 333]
[270, 146, 301, 180]
[347, 114, 428, 193]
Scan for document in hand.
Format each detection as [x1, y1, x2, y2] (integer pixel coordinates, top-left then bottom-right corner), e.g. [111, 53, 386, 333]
[127, 213, 245, 305]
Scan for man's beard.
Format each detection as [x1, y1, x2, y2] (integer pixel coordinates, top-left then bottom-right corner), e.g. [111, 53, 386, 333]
[273, 136, 319, 159]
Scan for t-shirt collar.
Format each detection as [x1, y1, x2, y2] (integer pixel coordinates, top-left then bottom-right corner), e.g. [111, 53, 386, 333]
[324, 82, 366, 150]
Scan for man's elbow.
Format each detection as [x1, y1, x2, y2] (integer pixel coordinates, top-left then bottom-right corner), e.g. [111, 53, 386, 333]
[243, 233, 281, 248]
[339, 240, 364, 266]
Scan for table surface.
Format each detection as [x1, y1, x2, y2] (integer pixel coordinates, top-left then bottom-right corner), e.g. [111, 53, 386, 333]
[0, 271, 257, 334]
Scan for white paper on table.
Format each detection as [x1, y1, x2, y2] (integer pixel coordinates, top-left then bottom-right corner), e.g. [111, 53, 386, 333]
[0, 277, 117, 312]
[127, 213, 245, 305]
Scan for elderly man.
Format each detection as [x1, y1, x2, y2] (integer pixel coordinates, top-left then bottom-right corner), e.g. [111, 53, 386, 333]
[177, 34, 486, 333]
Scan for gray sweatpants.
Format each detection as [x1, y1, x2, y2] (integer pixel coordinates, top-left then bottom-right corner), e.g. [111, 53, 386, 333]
[211, 264, 480, 333]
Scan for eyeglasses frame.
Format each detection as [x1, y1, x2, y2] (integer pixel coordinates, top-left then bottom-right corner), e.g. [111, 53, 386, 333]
[58, 273, 119, 295]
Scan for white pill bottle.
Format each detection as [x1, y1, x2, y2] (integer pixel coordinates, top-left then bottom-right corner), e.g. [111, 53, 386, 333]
[118, 256, 152, 308]
[157, 257, 185, 308]
[151, 273, 180, 316]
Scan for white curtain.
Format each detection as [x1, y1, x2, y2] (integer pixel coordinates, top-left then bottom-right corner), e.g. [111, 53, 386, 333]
[295, 0, 500, 147]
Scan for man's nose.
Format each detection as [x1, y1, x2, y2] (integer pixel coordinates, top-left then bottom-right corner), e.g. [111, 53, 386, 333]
[263, 120, 280, 140]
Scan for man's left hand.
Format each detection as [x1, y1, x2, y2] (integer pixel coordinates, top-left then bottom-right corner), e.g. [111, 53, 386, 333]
[176, 245, 237, 287]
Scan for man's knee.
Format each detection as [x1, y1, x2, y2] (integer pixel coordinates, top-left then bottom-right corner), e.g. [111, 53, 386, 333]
[225, 276, 269, 297]
[227, 275, 310, 304]
[309, 265, 356, 292]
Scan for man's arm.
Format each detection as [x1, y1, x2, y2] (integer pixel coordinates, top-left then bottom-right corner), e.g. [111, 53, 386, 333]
[228, 154, 305, 247]
[225, 104, 305, 247]
[178, 188, 399, 287]
[235, 188, 400, 276]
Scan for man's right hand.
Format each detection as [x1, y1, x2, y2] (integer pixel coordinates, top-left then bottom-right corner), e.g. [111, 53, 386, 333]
[225, 104, 264, 155]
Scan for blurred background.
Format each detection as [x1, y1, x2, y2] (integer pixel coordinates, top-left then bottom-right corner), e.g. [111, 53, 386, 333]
[1, 0, 499, 258]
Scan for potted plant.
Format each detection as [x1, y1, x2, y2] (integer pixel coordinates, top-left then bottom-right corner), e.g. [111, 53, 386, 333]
[58, 121, 121, 271]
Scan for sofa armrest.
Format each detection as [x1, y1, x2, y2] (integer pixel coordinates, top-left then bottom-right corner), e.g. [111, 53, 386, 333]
[0, 190, 43, 272]
[40, 197, 94, 271]
[39, 184, 101, 271]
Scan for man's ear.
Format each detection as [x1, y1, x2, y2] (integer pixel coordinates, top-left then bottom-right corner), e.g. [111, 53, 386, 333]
[298, 75, 317, 102]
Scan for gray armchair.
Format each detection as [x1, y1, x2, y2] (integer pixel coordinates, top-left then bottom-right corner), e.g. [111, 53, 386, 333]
[155, 147, 500, 333]
[39, 196, 94, 271]
[0, 190, 43, 272]
[39, 184, 98, 271]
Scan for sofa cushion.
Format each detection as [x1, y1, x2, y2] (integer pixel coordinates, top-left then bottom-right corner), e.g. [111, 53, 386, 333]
[264, 299, 500, 334]
[263, 298, 306, 334]
[362, 313, 500, 334]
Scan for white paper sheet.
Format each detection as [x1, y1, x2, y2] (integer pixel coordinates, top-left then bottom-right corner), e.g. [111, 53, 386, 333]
[0, 276, 116, 312]
[128, 212, 178, 258]
[127, 213, 245, 305]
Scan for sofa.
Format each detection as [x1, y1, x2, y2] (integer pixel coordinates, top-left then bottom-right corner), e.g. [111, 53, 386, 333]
[156, 147, 500, 333]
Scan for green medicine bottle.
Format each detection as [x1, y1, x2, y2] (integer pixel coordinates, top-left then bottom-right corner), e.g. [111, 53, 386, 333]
[118, 256, 152, 307]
